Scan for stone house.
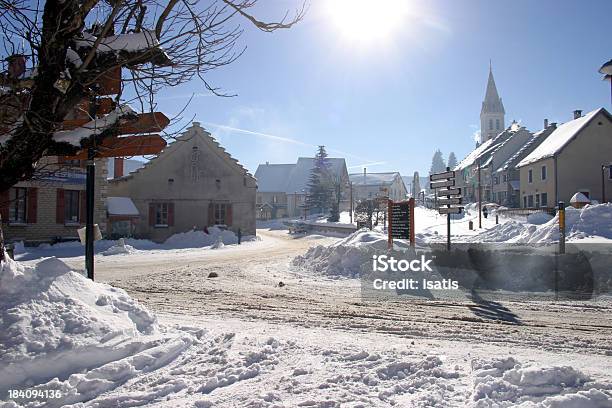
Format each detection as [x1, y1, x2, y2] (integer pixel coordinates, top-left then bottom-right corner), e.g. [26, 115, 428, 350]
[255, 158, 349, 219]
[0, 157, 108, 245]
[108, 122, 256, 241]
[516, 108, 612, 208]
[348, 172, 407, 202]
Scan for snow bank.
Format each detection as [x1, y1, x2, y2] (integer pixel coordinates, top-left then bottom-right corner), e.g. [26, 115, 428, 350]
[473, 204, 612, 243]
[292, 229, 411, 277]
[471, 357, 611, 406]
[0, 256, 165, 397]
[102, 238, 137, 255]
[163, 226, 238, 249]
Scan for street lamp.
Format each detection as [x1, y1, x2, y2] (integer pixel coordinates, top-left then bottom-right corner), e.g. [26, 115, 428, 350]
[599, 59, 612, 107]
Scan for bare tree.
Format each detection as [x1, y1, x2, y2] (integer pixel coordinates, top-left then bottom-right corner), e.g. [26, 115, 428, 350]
[0, 0, 305, 259]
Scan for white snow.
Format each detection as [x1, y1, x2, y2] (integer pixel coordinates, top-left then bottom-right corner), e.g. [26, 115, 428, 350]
[75, 30, 161, 54]
[106, 196, 139, 216]
[53, 105, 135, 146]
[471, 203, 612, 243]
[517, 108, 602, 167]
[570, 192, 591, 204]
[349, 172, 401, 185]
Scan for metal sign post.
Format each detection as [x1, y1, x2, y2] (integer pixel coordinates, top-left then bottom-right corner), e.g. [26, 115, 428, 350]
[388, 198, 415, 249]
[430, 167, 463, 251]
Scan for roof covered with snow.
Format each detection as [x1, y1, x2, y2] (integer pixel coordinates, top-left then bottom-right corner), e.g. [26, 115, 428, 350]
[516, 108, 608, 168]
[348, 172, 400, 186]
[495, 128, 552, 172]
[106, 197, 139, 216]
[455, 125, 520, 171]
[255, 157, 347, 194]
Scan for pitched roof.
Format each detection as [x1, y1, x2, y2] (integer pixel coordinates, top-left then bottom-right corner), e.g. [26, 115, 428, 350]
[349, 172, 400, 186]
[255, 157, 347, 193]
[516, 108, 609, 168]
[495, 127, 554, 173]
[481, 67, 505, 115]
[254, 163, 294, 192]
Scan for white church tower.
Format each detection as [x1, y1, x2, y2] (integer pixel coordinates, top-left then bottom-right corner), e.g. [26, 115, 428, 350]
[479, 62, 505, 144]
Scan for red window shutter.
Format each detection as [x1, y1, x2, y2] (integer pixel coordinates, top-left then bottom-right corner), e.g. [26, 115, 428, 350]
[56, 189, 65, 224]
[168, 203, 175, 226]
[208, 203, 214, 226]
[149, 203, 156, 226]
[79, 190, 87, 223]
[27, 188, 38, 223]
[0, 189, 9, 223]
[226, 204, 233, 226]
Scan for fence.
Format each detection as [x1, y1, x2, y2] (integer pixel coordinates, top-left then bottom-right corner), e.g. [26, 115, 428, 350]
[496, 207, 557, 218]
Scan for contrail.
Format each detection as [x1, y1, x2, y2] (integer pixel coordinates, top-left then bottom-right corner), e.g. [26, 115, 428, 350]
[203, 122, 384, 164]
[347, 161, 388, 169]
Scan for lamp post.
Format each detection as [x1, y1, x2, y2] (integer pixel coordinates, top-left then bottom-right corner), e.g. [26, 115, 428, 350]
[599, 59, 612, 107]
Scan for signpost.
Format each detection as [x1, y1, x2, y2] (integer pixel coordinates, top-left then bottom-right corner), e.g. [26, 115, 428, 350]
[387, 198, 415, 249]
[430, 167, 463, 251]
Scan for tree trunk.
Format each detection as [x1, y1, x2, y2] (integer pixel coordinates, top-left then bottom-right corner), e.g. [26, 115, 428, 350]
[0, 214, 5, 263]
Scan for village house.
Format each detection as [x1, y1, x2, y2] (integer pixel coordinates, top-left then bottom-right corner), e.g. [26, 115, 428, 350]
[492, 121, 556, 207]
[108, 122, 256, 241]
[455, 122, 532, 204]
[516, 108, 612, 208]
[255, 158, 349, 220]
[0, 157, 108, 245]
[348, 171, 408, 202]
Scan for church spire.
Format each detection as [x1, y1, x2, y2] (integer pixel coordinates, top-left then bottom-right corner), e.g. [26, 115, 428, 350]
[482, 62, 505, 114]
[479, 61, 506, 144]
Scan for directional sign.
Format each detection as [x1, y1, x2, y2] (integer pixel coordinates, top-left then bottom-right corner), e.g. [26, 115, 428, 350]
[390, 201, 412, 240]
[438, 197, 462, 205]
[64, 134, 166, 159]
[430, 179, 455, 189]
[430, 170, 455, 181]
[440, 187, 461, 196]
[438, 207, 463, 215]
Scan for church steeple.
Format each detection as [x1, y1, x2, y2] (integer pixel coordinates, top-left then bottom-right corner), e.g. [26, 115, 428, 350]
[479, 62, 505, 144]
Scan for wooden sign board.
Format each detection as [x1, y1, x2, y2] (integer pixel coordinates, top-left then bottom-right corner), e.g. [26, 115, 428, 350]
[438, 197, 462, 205]
[438, 207, 463, 215]
[61, 112, 170, 135]
[430, 170, 455, 181]
[64, 135, 166, 159]
[430, 179, 455, 189]
[440, 187, 461, 196]
[390, 201, 411, 239]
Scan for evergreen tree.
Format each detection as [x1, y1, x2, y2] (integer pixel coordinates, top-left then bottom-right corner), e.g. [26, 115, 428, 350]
[447, 152, 458, 170]
[429, 149, 447, 175]
[306, 146, 333, 214]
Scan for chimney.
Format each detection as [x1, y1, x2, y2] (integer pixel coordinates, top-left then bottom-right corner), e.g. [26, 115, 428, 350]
[573, 110, 582, 120]
[550, 122, 557, 129]
[113, 157, 124, 178]
[544, 118, 548, 128]
[6, 54, 26, 79]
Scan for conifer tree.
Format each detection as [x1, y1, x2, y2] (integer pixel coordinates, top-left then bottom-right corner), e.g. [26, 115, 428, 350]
[306, 146, 333, 214]
[429, 149, 447, 174]
[447, 152, 458, 170]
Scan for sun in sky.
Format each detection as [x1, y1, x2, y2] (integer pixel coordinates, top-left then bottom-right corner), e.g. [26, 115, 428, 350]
[324, 0, 413, 46]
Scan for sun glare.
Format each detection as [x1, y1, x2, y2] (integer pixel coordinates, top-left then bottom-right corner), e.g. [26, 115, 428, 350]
[325, 0, 411, 46]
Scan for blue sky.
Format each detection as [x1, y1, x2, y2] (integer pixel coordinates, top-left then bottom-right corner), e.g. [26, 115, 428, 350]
[154, 0, 612, 176]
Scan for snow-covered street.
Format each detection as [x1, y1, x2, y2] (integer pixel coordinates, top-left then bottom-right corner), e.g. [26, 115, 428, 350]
[3, 201, 612, 407]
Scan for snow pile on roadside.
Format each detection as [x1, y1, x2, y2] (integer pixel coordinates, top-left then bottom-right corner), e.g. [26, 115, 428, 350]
[102, 238, 137, 255]
[292, 229, 411, 277]
[470, 357, 612, 407]
[474, 204, 612, 243]
[0, 256, 197, 405]
[163, 226, 238, 249]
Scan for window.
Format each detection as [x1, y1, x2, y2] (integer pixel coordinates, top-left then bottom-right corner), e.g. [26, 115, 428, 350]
[535, 194, 540, 208]
[523, 196, 527, 208]
[494, 176, 499, 185]
[527, 195, 534, 207]
[528, 169, 533, 183]
[608, 165, 612, 180]
[9, 187, 27, 223]
[489, 119, 493, 130]
[65, 190, 80, 223]
[496, 119, 500, 130]
[155, 203, 169, 226]
[503, 174, 507, 182]
[541, 165, 547, 181]
[541, 193, 548, 207]
[212, 203, 230, 225]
